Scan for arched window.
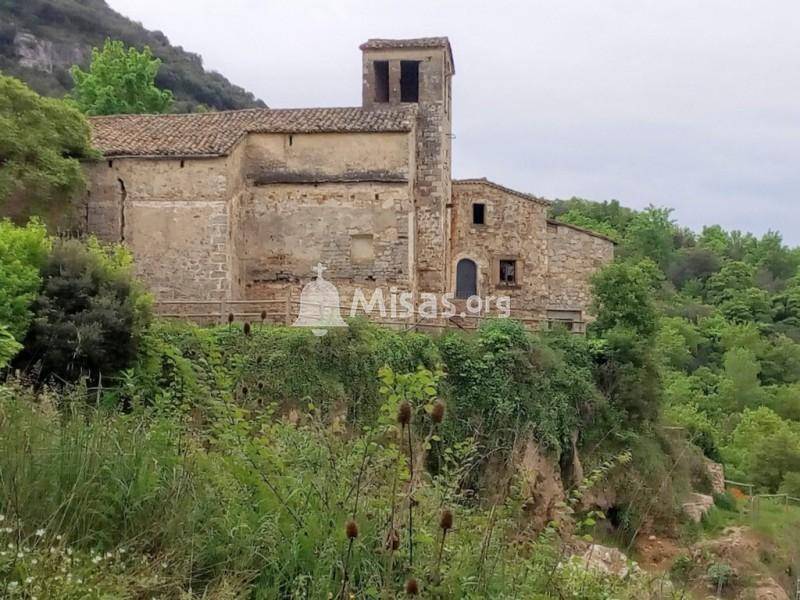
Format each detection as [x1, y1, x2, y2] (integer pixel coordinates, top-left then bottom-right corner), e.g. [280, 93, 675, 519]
[455, 259, 477, 299]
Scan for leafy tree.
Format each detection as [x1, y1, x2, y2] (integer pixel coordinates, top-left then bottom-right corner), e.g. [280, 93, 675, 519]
[23, 238, 152, 382]
[0, 75, 96, 212]
[718, 287, 772, 324]
[667, 247, 721, 290]
[0, 219, 51, 340]
[590, 259, 660, 338]
[621, 206, 676, 269]
[70, 39, 173, 115]
[705, 261, 755, 304]
[554, 209, 619, 240]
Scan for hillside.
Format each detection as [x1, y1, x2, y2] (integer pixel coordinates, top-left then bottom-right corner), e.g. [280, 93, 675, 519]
[0, 0, 266, 112]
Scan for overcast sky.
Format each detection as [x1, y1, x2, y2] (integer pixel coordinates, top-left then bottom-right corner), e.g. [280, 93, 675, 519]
[108, 0, 800, 244]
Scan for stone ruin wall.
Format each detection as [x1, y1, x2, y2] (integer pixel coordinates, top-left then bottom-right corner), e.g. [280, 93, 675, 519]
[546, 221, 615, 313]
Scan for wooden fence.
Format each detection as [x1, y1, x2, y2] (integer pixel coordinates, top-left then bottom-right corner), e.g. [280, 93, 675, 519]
[153, 296, 587, 333]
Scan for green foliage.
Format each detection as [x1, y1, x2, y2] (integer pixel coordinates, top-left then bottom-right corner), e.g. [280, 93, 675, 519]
[438, 319, 601, 452]
[69, 39, 173, 115]
[0, 0, 264, 112]
[0, 219, 50, 340]
[554, 209, 619, 240]
[0, 375, 666, 598]
[23, 238, 152, 381]
[591, 259, 660, 338]
[706, 561, 735, 588]
[0, 325, 21, 369]
[0, 75, 96, 212]
[621, 205, 676, 269]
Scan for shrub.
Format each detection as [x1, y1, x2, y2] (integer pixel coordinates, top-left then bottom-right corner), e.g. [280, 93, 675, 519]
[22, 238, 151, 382]
[0, 219, 50, 341]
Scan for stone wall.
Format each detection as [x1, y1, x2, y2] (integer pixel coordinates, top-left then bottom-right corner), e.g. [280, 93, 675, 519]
[451, 180, 550, 317]
[83, 155, 236, 300]
[362, 45, 452, 294]
[546, 221, 615, 314]
[238, 181, 414, 299]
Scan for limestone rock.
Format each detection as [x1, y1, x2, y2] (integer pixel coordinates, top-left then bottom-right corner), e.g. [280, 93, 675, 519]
[682, 492, 714, 523]
[519, 439, 566, 531]
[704, 457, 726, 496]
[577, 544, 639, 578]
[738, 578, 789, 600]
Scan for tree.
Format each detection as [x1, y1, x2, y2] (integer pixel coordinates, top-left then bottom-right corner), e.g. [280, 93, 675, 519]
[23, 238, 152, 382]
[622, 206, 676, 269]
[0, 75, 96, 212]
[0, 219, 51, 341]
[70, 39, 173, 115]
[705, 261, 755, 304]
[590, 259, 660, 338]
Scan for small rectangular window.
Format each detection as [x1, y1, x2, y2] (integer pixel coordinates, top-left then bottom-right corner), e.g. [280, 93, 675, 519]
[499, 259, 516, 286]
[472, 203, 485, 225]
[400, 60, 420, 102]
[374, 61, 389, 103]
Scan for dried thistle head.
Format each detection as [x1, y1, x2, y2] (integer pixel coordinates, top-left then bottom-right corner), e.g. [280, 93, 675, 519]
[243, 322, 251, 336]
[405, 578, 419, 596]
[397, 401, 412, 426]
[345, 519, 359, 539]
[439, 508, 453, 531]
[227, 312, 234, 324]
[431, 400, 445, 424]
[385, 527, 400, 551]
[260, 309, 267, 321]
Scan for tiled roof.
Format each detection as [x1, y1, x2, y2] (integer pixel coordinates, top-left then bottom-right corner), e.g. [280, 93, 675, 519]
[360, 37, 450, 50]
[453, 178, 551, 206]
[359, 37, 455, 74]
[89, 106, 417, 158]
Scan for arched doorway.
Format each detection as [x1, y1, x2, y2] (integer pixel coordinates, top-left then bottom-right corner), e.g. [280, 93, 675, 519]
[455, 258, 477, 299]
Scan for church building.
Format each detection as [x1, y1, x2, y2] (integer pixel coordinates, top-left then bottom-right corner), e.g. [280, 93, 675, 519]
[83, 37, 614, 330]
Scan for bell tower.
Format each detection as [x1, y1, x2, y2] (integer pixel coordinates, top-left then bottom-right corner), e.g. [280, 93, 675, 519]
[360, 38, 454, 294]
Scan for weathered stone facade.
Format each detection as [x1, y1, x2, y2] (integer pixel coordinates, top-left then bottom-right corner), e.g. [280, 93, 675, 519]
[77, 37, 614, 328]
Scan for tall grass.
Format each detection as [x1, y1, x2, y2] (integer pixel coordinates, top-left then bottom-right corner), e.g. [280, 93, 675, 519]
[0, 378, 668, 598]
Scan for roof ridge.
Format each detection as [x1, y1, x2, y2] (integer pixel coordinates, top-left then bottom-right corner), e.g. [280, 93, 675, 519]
[453, 177, 550, 205]
[88, 105, 415, 121]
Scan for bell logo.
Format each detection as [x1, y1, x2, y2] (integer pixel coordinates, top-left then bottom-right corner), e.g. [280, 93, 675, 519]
[292, 263, 347, 336]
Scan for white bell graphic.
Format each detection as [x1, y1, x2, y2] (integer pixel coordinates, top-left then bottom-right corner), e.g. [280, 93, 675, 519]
[292, 263, 347, 336]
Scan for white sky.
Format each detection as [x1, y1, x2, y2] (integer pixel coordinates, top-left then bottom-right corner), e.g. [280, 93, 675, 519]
[108, 0, 800, 244]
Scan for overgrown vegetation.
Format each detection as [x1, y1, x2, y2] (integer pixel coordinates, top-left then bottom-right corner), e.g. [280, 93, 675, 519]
[553, 197, 800, 495]
[0, 75, 96, 217]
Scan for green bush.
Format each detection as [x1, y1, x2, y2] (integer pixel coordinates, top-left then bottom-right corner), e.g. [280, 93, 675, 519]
[0, 218, 50, 341]
[22, 238, 151, 382]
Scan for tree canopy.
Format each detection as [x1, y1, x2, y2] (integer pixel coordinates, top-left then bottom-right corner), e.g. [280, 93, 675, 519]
[0, 74, 96, 211]
[69, 39, 173, 115]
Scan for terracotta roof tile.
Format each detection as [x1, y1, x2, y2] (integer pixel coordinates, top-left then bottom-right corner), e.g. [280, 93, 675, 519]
[89, 106, 417, 158]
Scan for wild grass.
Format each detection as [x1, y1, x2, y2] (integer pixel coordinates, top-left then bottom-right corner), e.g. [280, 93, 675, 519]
[0, 371, 671, 598]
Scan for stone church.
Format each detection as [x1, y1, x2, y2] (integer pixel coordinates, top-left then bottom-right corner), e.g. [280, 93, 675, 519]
[83, 37, 613, 329]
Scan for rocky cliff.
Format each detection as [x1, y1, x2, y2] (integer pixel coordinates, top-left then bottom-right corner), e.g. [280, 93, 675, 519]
[0, 0, 266, 112]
